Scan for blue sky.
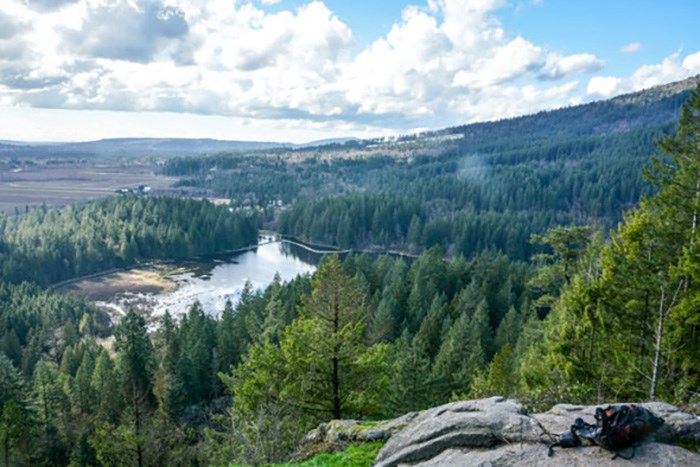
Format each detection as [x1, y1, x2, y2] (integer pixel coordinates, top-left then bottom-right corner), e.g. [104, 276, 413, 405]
[0, 0, 698, 142]
[501, 1, 699, 73]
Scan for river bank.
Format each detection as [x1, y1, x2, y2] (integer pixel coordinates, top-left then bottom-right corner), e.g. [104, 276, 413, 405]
[57, 236, 319, 323]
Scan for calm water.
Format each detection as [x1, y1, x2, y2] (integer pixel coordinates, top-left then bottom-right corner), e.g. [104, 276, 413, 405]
[99, 236, 322, 319]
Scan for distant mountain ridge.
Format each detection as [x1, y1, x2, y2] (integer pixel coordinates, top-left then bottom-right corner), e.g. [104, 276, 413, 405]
[1, 75, 698, 158]
[0, 136, 364, 159]
[0, 137, 290, 159]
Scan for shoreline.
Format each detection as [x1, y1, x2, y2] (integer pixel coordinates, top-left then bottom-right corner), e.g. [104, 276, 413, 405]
[51, 233, 415, 294]
[49, 239, 265, 292]
[272, 232, 418, 259]
[53, 233, 417, 310]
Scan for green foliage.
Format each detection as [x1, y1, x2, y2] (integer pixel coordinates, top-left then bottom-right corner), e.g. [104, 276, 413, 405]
[470, 344, 518, 399]
[526, 85, 700, 404]
[90, 412, 202, 467]
[166, 88, 692, 261]
[284, 441, 384, 467]
[387, 332, 437, 412]
[115, 310, 155, 403]
[0, 355, 25, 409]
[217, 256, 391, 464]
[114, 309, 156, 466]
[91, 350, 120, 423]
[0, 399, 32, 465]
[0, 196, 257, 286]
[1, 86, 698, 465]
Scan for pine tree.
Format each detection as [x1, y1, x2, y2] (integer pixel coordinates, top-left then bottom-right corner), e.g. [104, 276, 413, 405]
[388, 331, 436, 413]
[0, 355, 24, 409]
[431, 311, 474, 401]
[471, 344, 517, 398]
[300, 255, 367, 419]
[0, 399, 31, 466]
[220, 255, 391, 463]
[468, 300, 492, 365]
[216, 300, 237, 372]
[495, 306, 520, 351]
[91, 350, 120, 423]
[32, 360, 68, 464]
[527, 86, 700, 403]
[114, 309, 155, 467]
[71, 349, 96, 414]
[413, 294, 448, 361]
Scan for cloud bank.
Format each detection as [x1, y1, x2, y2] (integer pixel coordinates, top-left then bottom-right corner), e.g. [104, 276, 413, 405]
[0, 0, 698, 136]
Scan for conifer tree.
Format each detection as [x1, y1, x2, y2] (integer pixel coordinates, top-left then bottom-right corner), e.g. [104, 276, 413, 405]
[216, 300, 237, 371]
[0, 399, 31, 466]
[413, 294, 448, 361]
[529, 86, 700, 403]
[91, 350, 119, 423]
[300, 255, 367, 419]
[32, 360, 68, 464]
[114, 309, 155, 467]
[71, 350, 96, 414]
[388, 331, 436, 412]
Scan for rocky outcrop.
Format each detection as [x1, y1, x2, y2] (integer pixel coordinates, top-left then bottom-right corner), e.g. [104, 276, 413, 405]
[302, 411, 420, 446]
[296, 411, 420, 461]
[371, 396, 700, 467]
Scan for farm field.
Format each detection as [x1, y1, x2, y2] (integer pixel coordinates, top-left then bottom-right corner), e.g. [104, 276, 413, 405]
[0, 161, 176, 213]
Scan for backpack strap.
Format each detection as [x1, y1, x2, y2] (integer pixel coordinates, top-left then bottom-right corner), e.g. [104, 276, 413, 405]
[544, 424, 583, 457]
[572, 417, 598, 441]
[611, 445, 637, 460]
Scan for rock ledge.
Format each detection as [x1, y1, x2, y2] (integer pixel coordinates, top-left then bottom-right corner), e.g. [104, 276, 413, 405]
[366, 397, 700, 466]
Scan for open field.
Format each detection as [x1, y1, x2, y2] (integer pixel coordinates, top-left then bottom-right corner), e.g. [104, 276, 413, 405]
[0, 161, 177, 213]
[54, 263, 185, 302]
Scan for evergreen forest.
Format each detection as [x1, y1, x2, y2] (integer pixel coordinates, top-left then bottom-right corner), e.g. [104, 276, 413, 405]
[0, 83, 698, 465]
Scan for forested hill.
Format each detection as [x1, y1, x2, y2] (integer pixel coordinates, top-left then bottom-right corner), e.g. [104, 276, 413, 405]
[270, 77, 699, 259]
[434, 76, 699, 143]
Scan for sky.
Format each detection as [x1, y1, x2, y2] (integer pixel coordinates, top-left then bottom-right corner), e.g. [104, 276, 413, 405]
[0, 0, 699, 143]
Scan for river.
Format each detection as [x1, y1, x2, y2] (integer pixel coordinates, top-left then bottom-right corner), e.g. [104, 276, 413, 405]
[65, 236, 326, 322]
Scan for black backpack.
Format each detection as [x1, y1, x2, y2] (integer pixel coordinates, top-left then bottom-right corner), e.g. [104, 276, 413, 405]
[547, 404, 665, 459]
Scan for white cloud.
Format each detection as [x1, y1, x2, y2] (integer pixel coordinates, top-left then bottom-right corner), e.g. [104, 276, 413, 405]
[540, 53, 604, 80]
[453, 37, 544, 88]
[1, 0, 687, 141]
[586, 77, 622, 98]
[587, 51, 700, 98]
[621, 42, 642, 54]
[682, 51, 700, 71]
[62, 1, 190, 63]
[340, 0, 592, 127]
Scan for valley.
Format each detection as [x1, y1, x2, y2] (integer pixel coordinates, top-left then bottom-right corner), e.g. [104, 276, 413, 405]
[0, 78, 698, 466]
[2, 2, 699, 465]
[0, 159, 175, 213]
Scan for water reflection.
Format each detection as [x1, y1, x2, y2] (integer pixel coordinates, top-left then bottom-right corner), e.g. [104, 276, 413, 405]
[100, 236, 320, 320]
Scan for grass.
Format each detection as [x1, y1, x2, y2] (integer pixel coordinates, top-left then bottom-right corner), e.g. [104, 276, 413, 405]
[277, 442, 384, 467]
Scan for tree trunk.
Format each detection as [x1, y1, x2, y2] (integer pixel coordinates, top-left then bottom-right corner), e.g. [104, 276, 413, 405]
[690, 178, 699, 241]
[650, 289, 666, 401]
[650, 282, 682, 400]
[332, 352, 340, 419]
[332, 299, 341, 420]
[133, 382, 143, 467]
[640, 289, 649, 356]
